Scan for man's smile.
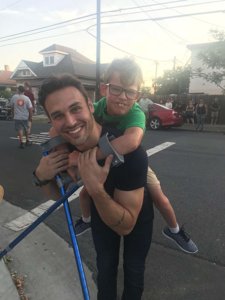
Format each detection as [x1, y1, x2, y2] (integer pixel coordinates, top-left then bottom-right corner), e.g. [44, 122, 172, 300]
[64, 125, 84, 137]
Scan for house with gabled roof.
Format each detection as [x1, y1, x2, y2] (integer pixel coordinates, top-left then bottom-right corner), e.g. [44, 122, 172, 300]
[0, 65, 17, 91]
[11, 44, 108, 100]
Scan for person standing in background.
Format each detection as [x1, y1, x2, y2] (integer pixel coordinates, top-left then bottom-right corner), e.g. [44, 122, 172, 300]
[138, 93, 153, 129]
[11, 86, 33, 148]
[165, 98, 173, 109]
[210, 97, 220, 125]
[24, 81, 35, 135]
[185, 100, 195, 125]
[195, 99, 207, 131]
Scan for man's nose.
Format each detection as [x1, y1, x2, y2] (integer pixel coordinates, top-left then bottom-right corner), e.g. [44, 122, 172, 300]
[65, 113, 75, 126]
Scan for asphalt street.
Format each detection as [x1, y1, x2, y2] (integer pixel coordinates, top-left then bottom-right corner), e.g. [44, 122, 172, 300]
[0, 118, 225, 299]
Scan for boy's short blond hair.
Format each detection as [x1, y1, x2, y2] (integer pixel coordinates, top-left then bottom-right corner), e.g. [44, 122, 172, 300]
[103, 58, 143, 89]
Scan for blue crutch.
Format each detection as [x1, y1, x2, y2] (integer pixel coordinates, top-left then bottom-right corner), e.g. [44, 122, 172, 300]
[40, 137, 90, 300]
[0, 136, 90, 300]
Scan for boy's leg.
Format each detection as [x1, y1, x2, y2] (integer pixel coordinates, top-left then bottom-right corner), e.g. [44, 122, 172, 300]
[147, 167, 178, 229]
[150, 185, 178, 229]
[147, 167, 198, 254]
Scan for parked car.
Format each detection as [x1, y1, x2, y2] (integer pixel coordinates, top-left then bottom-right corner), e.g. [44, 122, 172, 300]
[148, 103, 183, 130]
[0, 98, 12, 120]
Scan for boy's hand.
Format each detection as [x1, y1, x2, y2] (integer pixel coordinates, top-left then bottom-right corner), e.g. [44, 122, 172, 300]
[78, 147, 113, 195]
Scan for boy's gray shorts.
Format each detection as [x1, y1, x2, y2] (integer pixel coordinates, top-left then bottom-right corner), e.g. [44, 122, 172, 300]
[15, 119, 29, 131]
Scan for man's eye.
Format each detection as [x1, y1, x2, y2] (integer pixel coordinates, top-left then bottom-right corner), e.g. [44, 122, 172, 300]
[71, 106, 81, 113]
[52, 114, 63, 120]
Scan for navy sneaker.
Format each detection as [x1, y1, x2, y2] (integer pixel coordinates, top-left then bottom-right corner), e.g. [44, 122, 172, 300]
[26, 140, 32, 146]
[19, 143, 25, 149]
[74, 218, 91, 236]
[162, 226, 198, 254]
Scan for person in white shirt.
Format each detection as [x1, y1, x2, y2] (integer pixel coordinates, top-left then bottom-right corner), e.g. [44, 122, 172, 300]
[138, 93, 153, 128]
[165, 98, 173, 109]
[11, 86, 33, 149]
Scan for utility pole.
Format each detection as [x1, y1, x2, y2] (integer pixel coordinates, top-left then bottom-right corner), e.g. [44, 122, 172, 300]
[173, 56, 176, 71]
[95, 0, 101, 101]
[153, 60, 158, 95]
[154, 60, 158, 80]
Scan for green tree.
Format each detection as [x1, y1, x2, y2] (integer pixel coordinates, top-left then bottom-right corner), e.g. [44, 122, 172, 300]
[154, 66, 190, 96]
[0, 88, 13, 99]
[140, 86, 152, 96]
[195, 30, 225, 93]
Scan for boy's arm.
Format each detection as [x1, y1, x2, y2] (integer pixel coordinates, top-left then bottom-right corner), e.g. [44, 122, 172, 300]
[96, 127, 144, 159]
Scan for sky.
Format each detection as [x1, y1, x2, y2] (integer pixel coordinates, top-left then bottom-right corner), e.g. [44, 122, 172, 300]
[1, 0, 225, 86]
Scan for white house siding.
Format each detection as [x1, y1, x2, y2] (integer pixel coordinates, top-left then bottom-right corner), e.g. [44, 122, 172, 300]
[188, 44, 225, 95]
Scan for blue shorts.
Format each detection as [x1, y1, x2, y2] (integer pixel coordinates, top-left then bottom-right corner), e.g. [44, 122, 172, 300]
[14, 120, 29, 132]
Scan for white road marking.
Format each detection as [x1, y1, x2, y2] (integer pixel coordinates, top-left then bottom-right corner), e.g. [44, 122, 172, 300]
[146, 142, 175, 157]
[5, 142, 175, 231]
[10, 132, 50, 145]
[4, 186, 83, 231]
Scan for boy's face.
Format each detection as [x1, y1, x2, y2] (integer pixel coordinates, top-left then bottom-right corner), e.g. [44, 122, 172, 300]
[45, 86, 95, 149]
[102, 71, 139, 116]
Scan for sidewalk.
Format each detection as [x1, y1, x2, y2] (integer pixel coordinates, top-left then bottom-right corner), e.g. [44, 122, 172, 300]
[0, 200, 97, 300]
[174, 122, 225, 133]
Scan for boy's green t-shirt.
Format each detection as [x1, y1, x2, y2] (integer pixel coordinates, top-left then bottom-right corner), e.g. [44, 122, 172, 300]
[93, 97, 146, 132]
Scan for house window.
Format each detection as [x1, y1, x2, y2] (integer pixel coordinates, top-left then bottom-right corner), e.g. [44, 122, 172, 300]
[45, 56, 54, 66]
[18, 69, 31, 76]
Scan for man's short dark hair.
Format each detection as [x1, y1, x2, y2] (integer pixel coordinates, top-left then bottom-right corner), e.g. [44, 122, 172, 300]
[18, 85, 25, 93]
[38, 74, 89, 109]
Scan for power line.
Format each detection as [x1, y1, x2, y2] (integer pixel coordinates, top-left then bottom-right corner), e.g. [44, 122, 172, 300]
[0, 0, 222, 42]
[131, 0, 189, 43]
[92, 9, 225, 27]
[0, 0, 24, 11]
[0, 13, 97, 41]
[86, 29, 172, 63]
[0, 28, 86, 48]
[153, 0, 225, 30]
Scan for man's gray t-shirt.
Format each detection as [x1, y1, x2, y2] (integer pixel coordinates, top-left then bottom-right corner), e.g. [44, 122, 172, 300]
[11, 94, 33, 120]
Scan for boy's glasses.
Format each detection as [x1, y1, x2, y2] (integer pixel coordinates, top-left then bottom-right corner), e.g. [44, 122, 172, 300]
[106, 84, 139, 100]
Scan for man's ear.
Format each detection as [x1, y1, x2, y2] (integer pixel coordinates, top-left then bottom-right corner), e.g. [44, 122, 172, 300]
[100, 83, 107, 96]
[88, 98, 94, 113]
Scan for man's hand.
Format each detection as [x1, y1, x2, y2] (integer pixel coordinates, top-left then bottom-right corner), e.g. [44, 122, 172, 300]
[36, 149, 69, 181]
[78, 147, 113, 195]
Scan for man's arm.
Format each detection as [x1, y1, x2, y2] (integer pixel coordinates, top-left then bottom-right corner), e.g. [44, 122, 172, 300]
[91, 186, 144, 236]
[78, 147, 144, 236]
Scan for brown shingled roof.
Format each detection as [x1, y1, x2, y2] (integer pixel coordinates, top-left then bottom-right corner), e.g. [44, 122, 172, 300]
[0, 70, 16, 85]
[40, 44, 94, 64]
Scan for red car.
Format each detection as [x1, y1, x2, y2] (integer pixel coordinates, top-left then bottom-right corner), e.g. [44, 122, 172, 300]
[148, 103, 183, 130]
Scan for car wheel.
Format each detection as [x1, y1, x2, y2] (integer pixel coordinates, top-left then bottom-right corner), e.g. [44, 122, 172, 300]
[149, 117, 161, 130]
